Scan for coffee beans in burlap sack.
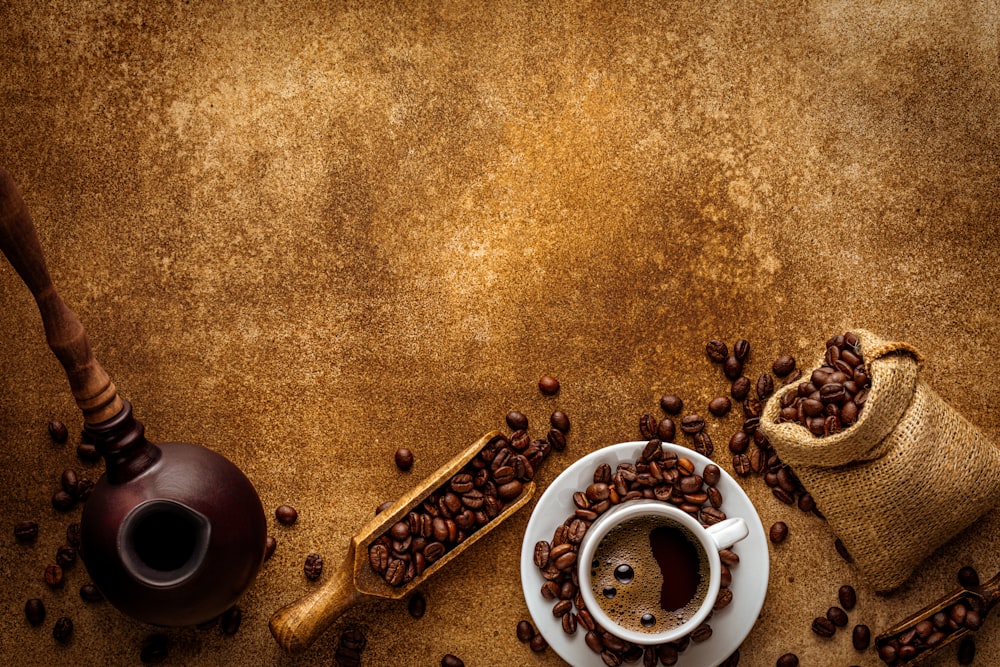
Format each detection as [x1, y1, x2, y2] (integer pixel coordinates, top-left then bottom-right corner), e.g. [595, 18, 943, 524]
[759, 329, 1000, 591]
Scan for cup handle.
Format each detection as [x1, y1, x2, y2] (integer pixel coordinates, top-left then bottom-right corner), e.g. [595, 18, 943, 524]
[706, 517, 748, 551]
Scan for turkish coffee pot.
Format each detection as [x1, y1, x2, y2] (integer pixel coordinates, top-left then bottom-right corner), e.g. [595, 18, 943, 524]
[0, 169, 267, 626]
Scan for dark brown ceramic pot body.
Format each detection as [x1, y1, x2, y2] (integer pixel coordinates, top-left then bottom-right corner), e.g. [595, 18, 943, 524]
[80, 401, 267, 626]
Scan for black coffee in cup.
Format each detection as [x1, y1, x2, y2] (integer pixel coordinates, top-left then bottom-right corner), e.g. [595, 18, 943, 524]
[589, 515, 709, 634]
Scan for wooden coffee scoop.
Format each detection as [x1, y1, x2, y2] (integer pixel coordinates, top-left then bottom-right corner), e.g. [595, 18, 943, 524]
[874, 571, 1000, 665]
[269, 430, 536, 653]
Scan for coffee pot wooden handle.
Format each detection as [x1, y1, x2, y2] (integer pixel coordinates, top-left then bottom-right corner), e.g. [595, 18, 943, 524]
[0, 168, 122, 423]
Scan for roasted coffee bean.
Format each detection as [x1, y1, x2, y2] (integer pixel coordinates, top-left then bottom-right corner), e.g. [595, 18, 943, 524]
[24, 598, 45, 625]
[516, 619, 535, 642]
[52, 616, 73, 643]
[797, 492, 815, 512]
[714, 587, 734, 610]
[728, 431, 749, 454]
[852, 624, 871, 650]
[691, 623, 713, 642]
[275, 505, 298, 525]
[140, 634, 169, 664]
[693, 431, 714, 457]
[56, 545, 77, 568]
[749, 448, 766, 473]
[957, 636, 976, 664]
[731, 376, 751, 401]
[48, 420, 69, 443]
[680, 414, 705, 434]
[651, 417, 675, 443]
[540, 581, 560, 599]
[586, 483, 610, 502]
[506, 410, 529, 431]
[561, 611, 578, 634]
[45, 564, 64, 588]
[827, 606, 849, 627]
[776, 654, 799, 667]
[732, 453, 751, 476]
[756, 373, 774, 400]
[551, 411, 571, 433]
[708, 396, 732, 417]
[719, 548, 739, 566]
[79, 583, 103, 602]
[839, 584, 857, 610]
[601, 650, 624, 666]
[509, 430, 530, 451]
[775, 468, 796, 493]
[878, 643, 898, 662]
[394, 447, 415, 471]
[76, 441, 101, 463]
[52, 490, 75, 512]
[14, 520, 39, 544]
[61, 469, 79, 496]
[723, 355, 743, 380]
[660, 394, 683, 414]
[552, 599, 572, 617]
[769, 521, 788, 544]
[639, 413, 658, 439]
[407, 591, 426, 618]
[547, 428, 567, 451]
[958, 565, 980, 588]
[304, 553, 324, 581]
[594, 462, 612, 484]
[375, 500, 394, 516]
[498, 480, 523, 501]
[529, 633, 548, 652]
[706, 339, 728, 363]
[703, 463, 721, 486]
[811, 616, 836, 637]
[783, 368, 803, 385]
[965, 608, 983, 630]
[772, 487, 794, 504]
[772, 355, 796, 377]
[539, 374, 560, 395]
[533, 540, 551, 567]
[734, 338, 750, 361]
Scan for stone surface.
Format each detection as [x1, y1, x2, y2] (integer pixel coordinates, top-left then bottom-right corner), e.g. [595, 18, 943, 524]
[0, 1, 998, 665]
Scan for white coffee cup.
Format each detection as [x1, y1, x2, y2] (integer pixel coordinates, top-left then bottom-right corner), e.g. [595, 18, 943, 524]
[577, 499, 749, 645]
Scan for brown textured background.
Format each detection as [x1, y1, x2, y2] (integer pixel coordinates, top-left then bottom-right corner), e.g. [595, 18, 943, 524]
[1, 1, 999, 665]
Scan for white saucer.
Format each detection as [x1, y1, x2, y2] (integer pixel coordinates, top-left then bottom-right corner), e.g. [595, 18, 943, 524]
[519, 441, 769, 667]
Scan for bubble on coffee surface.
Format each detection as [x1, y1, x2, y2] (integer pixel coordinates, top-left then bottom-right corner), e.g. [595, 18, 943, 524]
[590, 515, 709, 634]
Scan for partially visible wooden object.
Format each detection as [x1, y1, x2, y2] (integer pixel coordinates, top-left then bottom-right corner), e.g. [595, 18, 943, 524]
[269, 429, 536, 653]
[0, 168, 122, 423]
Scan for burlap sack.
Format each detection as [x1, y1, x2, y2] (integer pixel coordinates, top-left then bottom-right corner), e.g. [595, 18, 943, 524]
[759, 329, 1000, 592]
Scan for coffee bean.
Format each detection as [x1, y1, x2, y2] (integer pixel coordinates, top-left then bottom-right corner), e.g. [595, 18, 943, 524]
[14, 520, 39, 544]
[714, 587, 734, 610]
[769, 521, 788, 544]
[275, 505, 298, 525]
[680, 414, 705, 434]
[80, 583, 103, 602]
[140, 634, 169, 664]
[776, 654, 799, 667]
[811, 616, 836, 637]
[797, 492, 815, 513]
[639, 413, 658, 439]
[878, 643, 898, 662]
[61, 469, 79, 496]
[827, 606, 849, 627]
[51, 490, 76, 512]
[660, 394, 683, 414]
[505, 410, 529, 431]
[44, 564, 64, 588]
[550, 410, 571, 433]
[515, 619, 535, 642]
[703, 463, 721, 486]
[756, 373, 774, 400]
[965, 608, 983, 630]
[690, 623, 713, 642]
[264, 535, 277, 561]
[304, 553, 324, 581]
[728, 431, 749, 454]
[66, 522, 81, 548]
[708, 396, 732, 417]
[706, 339, 728, 363]
[731, 376, 751, 401]
[24, 598, 45, 625]
[772, 355, 796, 377]
[220, 606, 242, 635]
[394, 447, 415, 471]
[56, 545, 77, 568]
[52, 616, 73, 643]
[547, 428, 567, 451]
[693, 431, 713, 457]
[529, 633, 548, 652]
[538, 375, 560, 395]
[723, 355, 743, 380]
[657, 418, 676, 442]
[732, 453, 751, 476]
[442, 654, 465, 667]
[48, 420, 69, 443]
[734, 338, 750, 361]
[958, 565, 980, 588]
[408, 591, 426, 618]
[957, 636, 976, 664]
[838, 584, 857, 610]
[852, 624, 871, 650]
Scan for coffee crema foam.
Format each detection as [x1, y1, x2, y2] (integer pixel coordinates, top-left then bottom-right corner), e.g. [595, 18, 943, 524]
[590, 516, 709, 634]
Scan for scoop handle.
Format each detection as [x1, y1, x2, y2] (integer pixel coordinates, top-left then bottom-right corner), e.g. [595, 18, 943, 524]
[269, 545, 365, 653]
[0, 168, 122, 423]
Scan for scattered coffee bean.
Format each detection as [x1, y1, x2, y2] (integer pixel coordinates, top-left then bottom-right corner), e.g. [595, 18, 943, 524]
[680, 414, 705, 434]
[957, 636, 975, 664]
[827, 606, 849, 627]
[728, 431, 749, 454]
[275, 505, 298, 525]
[394, 447, 415, 471]
[838, 584, 857, 610]
[731, 376, 751, 401]
[516, 619, 535, 643]
[56, 544, 77, 568]
[772, 355, 796, 377]
[262, 535, 277, 561]
[529, 633, 548, 652]
[408, 591, 426, 618]
[506, 410, 529, 431]
[550, 410, 571, 433]
[706, 340, 728, 363]
[51, 490, 76, 512]
[734, 339, 750, 361]
[220, 606, 242, 635]
[756, 373, 775, 400]
[140, 634, 169, 664]
[304, 553, 324, 581]
[958, 565, 980, 588]
[44, 564, 64, 588]
[66, 522, 81, 548]
[24, 598, 45, 625]
[80, 583, 103, 602]
[441, 654, 465, 667]
[538, 375, 560, 395]
[14, 520, 39, 544]
[708, 397, 731, 417]
[48, 420, 69, 443]
[657, 418, 676, 442]
[660, 394, 683, 414]
[852, 624, 871, 650]
[811, 616, 836, 637]
[776, 654, 799, 667]
[723, 355, 743, 380]
[76, 477, 94, 501]
[769, 521, 788, 544]
[76, 442, 101, 463]
[52, 616, 73, 643]
[60, 469, 79, 496]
